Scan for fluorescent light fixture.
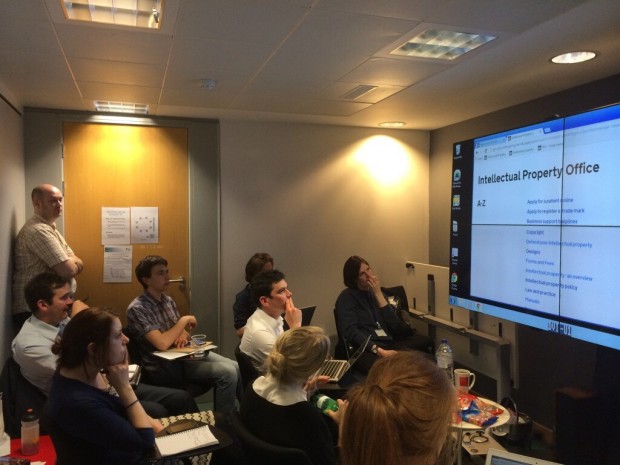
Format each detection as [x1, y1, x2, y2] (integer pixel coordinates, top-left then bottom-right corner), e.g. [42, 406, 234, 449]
[390, 29, 496, 60]
[61, 0, 162, 29]
[94, 100, 149, 114]
[379, 122, 406, 128]
[551, 51, 597, 64]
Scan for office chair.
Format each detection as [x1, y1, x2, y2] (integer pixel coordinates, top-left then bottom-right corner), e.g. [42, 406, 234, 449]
[234, 345, 260, 394]
[0, 356, 48, 437]
[333, 307, 354, 360]
[228, 410, 313, 465]
[380, 285, 411, 319]
[381, 285, 435, 355]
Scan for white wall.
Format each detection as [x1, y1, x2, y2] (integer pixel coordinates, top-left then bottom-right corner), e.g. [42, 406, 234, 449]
[219, 120, 430, 354]
[0, 96, 25, 361]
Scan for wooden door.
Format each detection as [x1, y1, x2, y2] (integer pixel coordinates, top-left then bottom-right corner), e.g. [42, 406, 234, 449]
[62, 122, 189, 324]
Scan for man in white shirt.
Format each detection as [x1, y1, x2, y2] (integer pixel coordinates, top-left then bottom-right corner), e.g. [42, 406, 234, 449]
[239, 269, 302, 371]
[12, 271, 198, 417]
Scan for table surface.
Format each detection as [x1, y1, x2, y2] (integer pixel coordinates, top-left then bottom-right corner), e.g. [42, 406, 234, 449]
[453, 397, 511, 430]
[9, 435, 57, 463]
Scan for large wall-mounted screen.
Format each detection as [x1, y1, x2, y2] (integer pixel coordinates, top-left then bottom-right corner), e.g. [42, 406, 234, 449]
[449, 103, 620, 350]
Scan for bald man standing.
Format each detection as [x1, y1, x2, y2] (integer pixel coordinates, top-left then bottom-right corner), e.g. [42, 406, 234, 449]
[12, 184, 84, 330]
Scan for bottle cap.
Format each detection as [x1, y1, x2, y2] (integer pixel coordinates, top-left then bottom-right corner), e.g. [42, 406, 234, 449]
[21, 408, 38, 422]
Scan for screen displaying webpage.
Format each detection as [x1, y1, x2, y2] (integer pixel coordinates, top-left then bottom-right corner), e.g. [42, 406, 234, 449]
[449, 104, 620, 349]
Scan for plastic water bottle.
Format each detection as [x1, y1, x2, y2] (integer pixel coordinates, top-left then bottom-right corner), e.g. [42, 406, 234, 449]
[311, 393, 339, 415]
[21, 408, 39, 455]
[435, 339, 454, 383]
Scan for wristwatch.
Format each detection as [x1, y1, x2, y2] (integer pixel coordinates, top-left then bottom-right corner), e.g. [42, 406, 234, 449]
[371, 344, 378, 354]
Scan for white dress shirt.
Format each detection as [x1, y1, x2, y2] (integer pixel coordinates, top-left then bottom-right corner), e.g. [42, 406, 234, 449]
[239, 308, 284, 371]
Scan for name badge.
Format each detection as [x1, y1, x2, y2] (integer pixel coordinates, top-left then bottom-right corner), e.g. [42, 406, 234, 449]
[375, 329, 387, 337]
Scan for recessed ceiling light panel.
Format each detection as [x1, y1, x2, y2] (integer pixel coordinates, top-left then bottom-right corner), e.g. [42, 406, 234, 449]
[61, 0, 162, 29]
[551, 51, 597, 64]
[390, 29, 496, 61]
[379, 122, 406, 128]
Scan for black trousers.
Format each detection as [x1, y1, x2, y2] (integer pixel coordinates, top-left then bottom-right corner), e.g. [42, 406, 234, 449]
[135, 383, 199, 418]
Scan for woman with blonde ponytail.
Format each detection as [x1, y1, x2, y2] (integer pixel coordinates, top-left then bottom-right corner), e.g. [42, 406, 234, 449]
[240, 326, 341, 465]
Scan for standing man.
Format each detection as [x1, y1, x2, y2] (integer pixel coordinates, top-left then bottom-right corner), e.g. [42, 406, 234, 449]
[12, 184, 84, 330]
[127, 255, 241, 413]
[12, 272, 199, 418]
[239, 269, 302, 371]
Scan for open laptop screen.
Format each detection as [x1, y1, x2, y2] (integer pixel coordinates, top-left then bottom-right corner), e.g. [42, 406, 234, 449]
[486, 449, 562, 465]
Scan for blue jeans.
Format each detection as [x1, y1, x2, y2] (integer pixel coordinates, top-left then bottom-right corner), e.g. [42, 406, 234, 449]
[181, 352, 241, 413]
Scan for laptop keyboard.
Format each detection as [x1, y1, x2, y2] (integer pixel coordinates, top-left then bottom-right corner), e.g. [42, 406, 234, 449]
[321, 360, 343, 379]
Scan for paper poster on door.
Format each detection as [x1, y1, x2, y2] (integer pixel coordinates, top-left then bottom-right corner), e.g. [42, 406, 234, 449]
[102, 207, 130, 245]
[103, 246, 133, 283]
[131, 207, 159, 243]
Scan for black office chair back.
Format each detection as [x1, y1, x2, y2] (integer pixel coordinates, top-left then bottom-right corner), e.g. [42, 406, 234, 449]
[234, 345, 260, 394]
[381, 285, 435, 354]
[228, 411, 313, 465]
[0, 356, 48, 437]
[333, 307, 351, 359]
[381, 285, 409, 313]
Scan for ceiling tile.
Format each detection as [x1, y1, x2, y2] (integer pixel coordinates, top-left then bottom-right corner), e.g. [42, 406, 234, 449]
[341, 57, 450, 87]
[55, 23, 172, 64]
[313, 0, 452, 21]
[262, 8, 419, 80]
[77, 81, 162, 103]
[166, 36, 275, 79]
[159, 87, 237, 108]
[322, 82, 405, 104]
[70, 58, 166, 87]
[174, 0, 311, 44]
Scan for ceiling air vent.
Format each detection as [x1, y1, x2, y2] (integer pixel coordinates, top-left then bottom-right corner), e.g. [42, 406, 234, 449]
[341, 85, 378, 101]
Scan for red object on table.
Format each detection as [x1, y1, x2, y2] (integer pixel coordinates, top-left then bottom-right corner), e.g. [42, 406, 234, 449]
[9, 435, 56, 463]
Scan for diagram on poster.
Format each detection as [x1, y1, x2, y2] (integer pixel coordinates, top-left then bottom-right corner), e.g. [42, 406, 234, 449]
[131, 207, 159, 243]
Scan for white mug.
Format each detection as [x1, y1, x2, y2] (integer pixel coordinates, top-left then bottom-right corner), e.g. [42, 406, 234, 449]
[454, 368, 476, 393]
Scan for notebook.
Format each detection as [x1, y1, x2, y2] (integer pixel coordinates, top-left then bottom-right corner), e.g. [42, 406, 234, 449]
[300, 306, 316, 326]
[155, 421, 219, 457]
[485, 448, 562, 465]
[319, 335, 371, 382]
[153, 343, 217, 360]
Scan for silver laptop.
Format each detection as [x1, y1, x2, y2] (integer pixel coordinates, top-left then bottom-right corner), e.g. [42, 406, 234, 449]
[319, 335, 371, 382]
[485, 449, 562, 465]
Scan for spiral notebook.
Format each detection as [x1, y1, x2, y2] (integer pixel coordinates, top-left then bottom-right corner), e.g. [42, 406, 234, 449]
[155, 423, 219, 457]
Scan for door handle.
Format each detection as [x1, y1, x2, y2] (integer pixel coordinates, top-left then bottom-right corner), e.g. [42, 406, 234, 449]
[169, 276, 186, 290]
